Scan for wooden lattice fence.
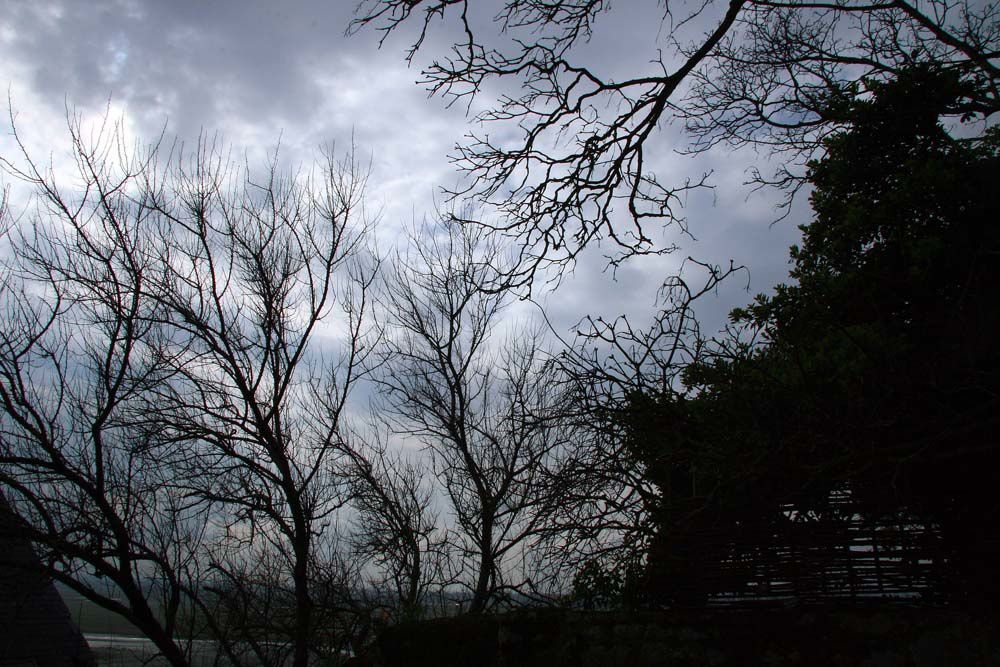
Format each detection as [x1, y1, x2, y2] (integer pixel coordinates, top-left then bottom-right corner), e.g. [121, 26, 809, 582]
[650, 487, 954, 607]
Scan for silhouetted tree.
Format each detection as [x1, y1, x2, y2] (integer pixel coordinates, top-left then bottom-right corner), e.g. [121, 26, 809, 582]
[352, 0, 998, 288]
[724, 65, 1000, 603]
[546, 260, 741, 592]
[339, 418, 451, 620]
[377, 219, 571, 612]
[0, 117, 208, 666]
[140, 137, 380, 667]
[611, 66, 1000, 605]
[0, 113, 380, 665]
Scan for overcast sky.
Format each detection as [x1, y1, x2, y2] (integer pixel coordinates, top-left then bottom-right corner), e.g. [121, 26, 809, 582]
[0, 0, 804, 340]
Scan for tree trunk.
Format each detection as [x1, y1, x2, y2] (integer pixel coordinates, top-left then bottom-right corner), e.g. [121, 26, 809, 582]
[292, 516, 313, 667]
[468, 521, 493, 614]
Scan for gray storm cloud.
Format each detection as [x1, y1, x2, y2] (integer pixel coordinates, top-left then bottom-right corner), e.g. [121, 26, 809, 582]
[0, 0, 801, 340]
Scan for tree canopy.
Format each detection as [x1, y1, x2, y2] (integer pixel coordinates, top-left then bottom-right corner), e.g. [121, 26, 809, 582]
[611, 65, 1000, 605]
[0, 8, 998, 663]
[353, 0, 999, 288]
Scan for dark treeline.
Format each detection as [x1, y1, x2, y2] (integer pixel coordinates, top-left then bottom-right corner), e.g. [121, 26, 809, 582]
[569, 66, 1000, 609]
[1, 1, 998, 665]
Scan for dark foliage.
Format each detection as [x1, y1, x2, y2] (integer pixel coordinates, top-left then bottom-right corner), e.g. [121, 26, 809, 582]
[629, 66, 1000, 606]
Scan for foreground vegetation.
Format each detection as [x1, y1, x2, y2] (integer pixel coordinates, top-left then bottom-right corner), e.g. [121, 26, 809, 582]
[1, 1, 997, 665]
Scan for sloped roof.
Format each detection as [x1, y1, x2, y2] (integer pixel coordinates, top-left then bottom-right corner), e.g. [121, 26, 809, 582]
[0, 495, 95, 667]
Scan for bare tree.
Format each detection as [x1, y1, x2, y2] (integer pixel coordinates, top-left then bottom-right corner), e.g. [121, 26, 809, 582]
[336, 416, 451, 621]
[139, 134, 380, 666]
[351, 0, 999, 287]
[541, 260, 743, 588]
[0, 112, 379, 666]
[377, 219, 570, 612]
[0, 114, 212, 666]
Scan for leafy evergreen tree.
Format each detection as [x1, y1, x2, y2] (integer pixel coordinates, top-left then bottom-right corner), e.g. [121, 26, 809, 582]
[632, 66, 1000, 605]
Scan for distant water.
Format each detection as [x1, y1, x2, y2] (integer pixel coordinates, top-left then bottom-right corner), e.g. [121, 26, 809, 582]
[86, 634, 220, 667]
